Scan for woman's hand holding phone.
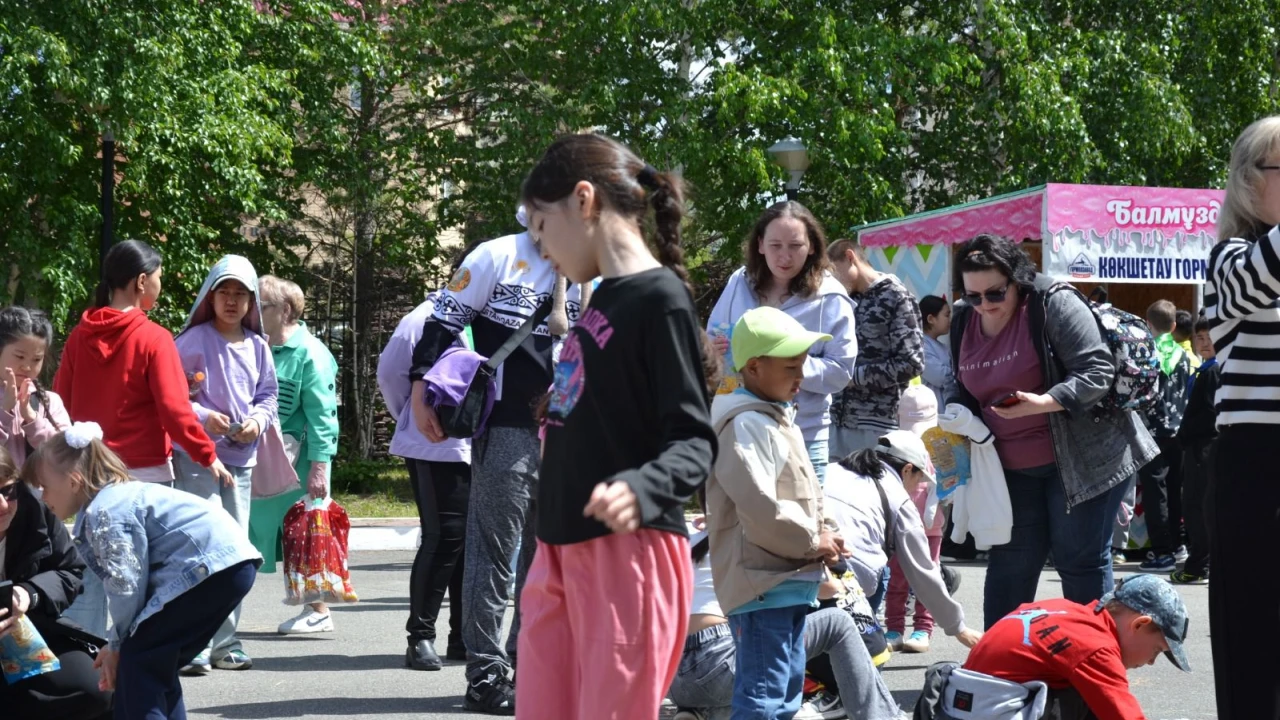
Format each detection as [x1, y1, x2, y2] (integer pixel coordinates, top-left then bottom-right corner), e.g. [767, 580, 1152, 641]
[990, 391, 1064, 419]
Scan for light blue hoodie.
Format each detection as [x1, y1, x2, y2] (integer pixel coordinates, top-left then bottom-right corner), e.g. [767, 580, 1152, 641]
[706, 267, 858, 443]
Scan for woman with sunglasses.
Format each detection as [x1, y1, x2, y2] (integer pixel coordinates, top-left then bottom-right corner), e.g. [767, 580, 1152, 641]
[0, 447, 112, 719]
[947, 234, 1157, 629]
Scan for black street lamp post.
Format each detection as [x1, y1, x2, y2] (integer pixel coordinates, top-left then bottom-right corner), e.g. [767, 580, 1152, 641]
[100, 126, 114, 271]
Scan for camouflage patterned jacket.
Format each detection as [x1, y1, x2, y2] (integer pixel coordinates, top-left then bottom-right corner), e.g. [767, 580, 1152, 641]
[831, 274, 924, 433]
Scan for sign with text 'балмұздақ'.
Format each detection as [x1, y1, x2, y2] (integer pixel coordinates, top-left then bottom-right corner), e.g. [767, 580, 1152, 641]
[1044, 184, 1225, 284]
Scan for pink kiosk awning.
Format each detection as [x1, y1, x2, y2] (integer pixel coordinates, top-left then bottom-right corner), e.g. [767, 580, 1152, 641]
[855, 183, 1223, 285]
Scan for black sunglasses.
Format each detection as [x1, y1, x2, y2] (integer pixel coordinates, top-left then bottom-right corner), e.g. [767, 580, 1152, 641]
[0, 483, 20, 501]
[963, 282, 1012, 306]
[1258, 164, 1280, 172]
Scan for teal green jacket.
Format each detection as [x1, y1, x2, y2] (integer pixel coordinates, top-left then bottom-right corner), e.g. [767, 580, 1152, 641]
[273, 322, 339, 477]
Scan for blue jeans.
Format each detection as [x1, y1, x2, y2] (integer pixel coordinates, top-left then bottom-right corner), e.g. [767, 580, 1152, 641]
[983, 464, 1127, 629]
[115, 561, 257, 720]
[173, 452, 253, 658]
[728, 606, 807, 720]
[806, 439, 828, 485]
[668, 624, 736, 720]
[868, 567, 890, 617]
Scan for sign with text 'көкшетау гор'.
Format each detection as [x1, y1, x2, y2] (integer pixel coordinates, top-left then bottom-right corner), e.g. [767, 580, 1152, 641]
[1044, 184, 1224, 284]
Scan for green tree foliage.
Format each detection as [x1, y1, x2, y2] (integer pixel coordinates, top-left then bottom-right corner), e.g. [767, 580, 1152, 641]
[2, 0, 1276, 458]
[0, 0, 294, 329]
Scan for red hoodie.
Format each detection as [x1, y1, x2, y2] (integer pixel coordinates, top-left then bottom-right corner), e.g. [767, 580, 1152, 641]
[55, 307, 217, 469]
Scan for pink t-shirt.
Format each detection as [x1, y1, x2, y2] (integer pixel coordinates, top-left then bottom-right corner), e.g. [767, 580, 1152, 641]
[958, 300, 1055, 470]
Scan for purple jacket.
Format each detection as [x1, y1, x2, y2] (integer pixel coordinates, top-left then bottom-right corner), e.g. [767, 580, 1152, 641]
[423, 347, 496, 439]
[377, 298, 471, 463]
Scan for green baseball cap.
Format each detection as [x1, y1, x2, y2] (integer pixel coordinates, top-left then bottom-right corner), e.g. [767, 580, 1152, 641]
[731, 307, 832, 372]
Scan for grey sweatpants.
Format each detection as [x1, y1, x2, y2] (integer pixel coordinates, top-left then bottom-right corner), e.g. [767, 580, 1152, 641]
[462, 425, 540, 683]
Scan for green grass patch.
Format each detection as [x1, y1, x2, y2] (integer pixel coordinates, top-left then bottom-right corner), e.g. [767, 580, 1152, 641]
[334, 492, 418, 518]
[332, 459, 416, 517]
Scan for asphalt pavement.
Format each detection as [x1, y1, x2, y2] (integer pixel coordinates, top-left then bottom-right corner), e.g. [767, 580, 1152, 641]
[182, 551, 1216, 719]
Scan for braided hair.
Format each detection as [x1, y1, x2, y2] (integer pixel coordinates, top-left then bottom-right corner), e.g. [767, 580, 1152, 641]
[0, 306, 54, 421]
[520, 134, 715, 397]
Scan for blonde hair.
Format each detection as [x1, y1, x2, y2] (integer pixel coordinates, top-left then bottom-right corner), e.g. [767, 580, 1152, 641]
[258, 275, 306, 323]
[22, 433, 133, 500]
[0, 445, 18, 486]
[1219, 116, 1280, 241]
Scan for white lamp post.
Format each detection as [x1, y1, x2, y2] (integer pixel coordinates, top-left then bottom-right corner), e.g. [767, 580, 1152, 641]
[767, 137, 810, 200]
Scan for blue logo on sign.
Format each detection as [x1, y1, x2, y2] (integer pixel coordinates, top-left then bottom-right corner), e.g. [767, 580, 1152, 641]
[1069, 253, 1095, 278]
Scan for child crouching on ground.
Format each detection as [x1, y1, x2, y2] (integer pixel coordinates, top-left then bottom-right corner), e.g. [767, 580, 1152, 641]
[23, 422, 261, 719]
[917, 574, 1191, 720]
[706, 306, 848, 719]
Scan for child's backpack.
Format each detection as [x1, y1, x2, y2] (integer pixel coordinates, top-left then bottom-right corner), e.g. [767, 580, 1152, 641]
[1046, 285, 1161, 416]
[1142, 342, 1193, 438]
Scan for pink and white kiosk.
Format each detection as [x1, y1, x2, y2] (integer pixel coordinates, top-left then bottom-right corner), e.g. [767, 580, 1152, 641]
[852, 183, 1224, 315]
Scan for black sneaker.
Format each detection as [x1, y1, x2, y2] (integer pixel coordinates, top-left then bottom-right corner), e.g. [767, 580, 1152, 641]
[464, 674, 516, 716]
[941, 564, 961, 597]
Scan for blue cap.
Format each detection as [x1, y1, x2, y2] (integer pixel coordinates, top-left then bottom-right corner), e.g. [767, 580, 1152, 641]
[1097, 574, 1191, 671]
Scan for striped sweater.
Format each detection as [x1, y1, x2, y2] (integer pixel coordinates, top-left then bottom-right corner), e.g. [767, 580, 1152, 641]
[1204, 224, 1280, 426]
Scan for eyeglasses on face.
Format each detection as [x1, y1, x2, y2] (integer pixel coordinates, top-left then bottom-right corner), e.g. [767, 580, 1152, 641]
[1257, 164, 1280, 172]
[0, 482, 20, 501]
[963, 282, 1012, 306]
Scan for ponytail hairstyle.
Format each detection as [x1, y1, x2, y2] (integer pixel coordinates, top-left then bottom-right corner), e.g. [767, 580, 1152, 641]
[521, 134, 692, 293]
[690, 483, 711, 564]
[96, 240, 162, 308]
[521, 133, 715, 396]
[22, 427, 132, 500]
[836, 441, 909, 481]
[918, 295, 948, 326]
[0, 306, 54, 419]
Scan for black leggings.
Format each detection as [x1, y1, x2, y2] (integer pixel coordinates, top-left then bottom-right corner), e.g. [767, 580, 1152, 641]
[406, 459, 470, 645]
[1210, 425, 1280, 720]
[0, 632, 113, 720]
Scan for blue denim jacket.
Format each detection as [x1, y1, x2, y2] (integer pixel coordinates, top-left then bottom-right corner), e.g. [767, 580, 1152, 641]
[73, 481, 263, 650]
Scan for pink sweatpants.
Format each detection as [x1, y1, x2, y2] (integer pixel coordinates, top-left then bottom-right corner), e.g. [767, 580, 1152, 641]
[515, 529, 692, 720]
[885, 535, 944, 635]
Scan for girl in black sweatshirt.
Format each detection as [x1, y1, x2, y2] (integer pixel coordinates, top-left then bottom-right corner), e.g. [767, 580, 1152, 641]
[514, 134, 717, 720]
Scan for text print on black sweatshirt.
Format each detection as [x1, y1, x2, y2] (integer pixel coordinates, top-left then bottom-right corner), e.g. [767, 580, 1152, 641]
[539, 267, 717, 546]
[409, 233, 582, 428]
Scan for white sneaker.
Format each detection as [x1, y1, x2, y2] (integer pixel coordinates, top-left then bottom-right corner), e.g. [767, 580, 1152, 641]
[180, 648, 212, 676]
[795, 692, 846, 720]
[278, 609, 334, 634]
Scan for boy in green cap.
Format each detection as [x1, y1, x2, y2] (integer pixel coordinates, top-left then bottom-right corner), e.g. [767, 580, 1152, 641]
[705, 306, 849, 720]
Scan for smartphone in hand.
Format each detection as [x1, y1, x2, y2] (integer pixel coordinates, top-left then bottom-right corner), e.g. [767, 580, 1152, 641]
[991, 391, 1022, 409]
[0, 580, 13, 614]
